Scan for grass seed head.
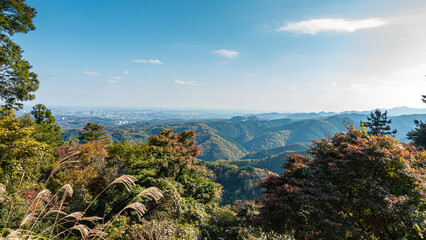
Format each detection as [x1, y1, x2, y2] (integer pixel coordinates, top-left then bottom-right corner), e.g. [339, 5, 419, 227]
[123, 202, 148, 219]
[36, 189, 51, 202]
[111, 175, 137, 191]
[137, 187, 163, 202]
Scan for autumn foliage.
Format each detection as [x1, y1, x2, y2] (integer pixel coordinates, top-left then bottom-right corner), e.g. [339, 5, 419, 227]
[258, 125, 426, 239]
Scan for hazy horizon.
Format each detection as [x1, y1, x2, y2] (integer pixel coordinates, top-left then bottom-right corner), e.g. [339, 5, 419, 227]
[19, 104, 426, 116]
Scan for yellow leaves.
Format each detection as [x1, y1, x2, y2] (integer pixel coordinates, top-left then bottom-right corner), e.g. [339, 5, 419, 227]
[0, 109, 53, 189]
[55, 165, 98, 188]
[78, 140, 108, 164]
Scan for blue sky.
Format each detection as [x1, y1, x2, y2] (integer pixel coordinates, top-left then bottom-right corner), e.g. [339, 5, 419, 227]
[15, 0, 426, 112]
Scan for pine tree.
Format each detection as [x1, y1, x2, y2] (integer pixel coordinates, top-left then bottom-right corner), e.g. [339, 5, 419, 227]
[30, 104, 63, 146]
[361, 109, 397, 136]
[407, 120, 426, 149]
[79, 122, 109, 143]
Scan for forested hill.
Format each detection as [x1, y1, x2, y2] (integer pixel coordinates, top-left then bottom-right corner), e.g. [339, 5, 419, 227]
[61, 112, 424, 167]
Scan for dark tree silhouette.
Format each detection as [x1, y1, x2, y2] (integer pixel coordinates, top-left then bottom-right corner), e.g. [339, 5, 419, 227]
[407, 120, 426, 149]
[361, 109, 396, 136]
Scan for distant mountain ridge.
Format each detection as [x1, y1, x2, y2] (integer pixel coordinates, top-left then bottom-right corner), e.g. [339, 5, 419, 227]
[244, 106, 426, 120]
[60, 109, 426, 173]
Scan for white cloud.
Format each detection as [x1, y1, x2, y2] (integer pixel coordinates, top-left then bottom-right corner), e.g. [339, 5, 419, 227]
[82, 71, 100, 76]
[133, 59, 163, 64]
[174, 79, 202, 86]
[123, 70, 130, 75]
[278, 18, 387, 35]
[110, 76, 122, 80]
[97, 79, 119, 84]
[247, 73, 258, 78]
[214, 49, 239, 58]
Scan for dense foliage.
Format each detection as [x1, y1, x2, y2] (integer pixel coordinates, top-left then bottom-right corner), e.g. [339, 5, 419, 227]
[259, 126, 426, 239]
[202, 161, 270, 205]
[0, 0, 39, 109]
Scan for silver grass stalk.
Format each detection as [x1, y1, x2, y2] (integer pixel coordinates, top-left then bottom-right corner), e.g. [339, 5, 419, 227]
[61, 184, 73, 198]
[137, 187, 163, 202]
[6, 230, 22, 238]
[35, 189, 51, 202]
[85, 228, 107, 240]
[27, 184, 74, 235]
[81, 216, 103, 224]
[63, 211, 84, 220]
[123, 202, 148, 219]
[64, 175, 138, 239]
[95, 186, 163, 239]
[70, 224, 91, 238]
[43, 208, 67, 218]
[19, 213, 36, 228]
[0, 183, 5, 194]
[0, 183, 10, 202]
[110, 175, 137, 191]
[53, 224, 92, 239]
[59, 212, 102, 224]
[63, 175, 139, 240]
[96, 202, 148, 239]
[45, 150, 80, 184]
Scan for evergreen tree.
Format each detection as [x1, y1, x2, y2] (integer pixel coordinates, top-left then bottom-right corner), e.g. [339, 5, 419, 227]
[407, 120, 426, 149]
[361, 109, 397, 136]
[30, 104, 63, 146]
[79, 122, 109, 143]
[408, 95, 426, 149]
[0, 0, 39, 109]
[31, 103, 54, 124]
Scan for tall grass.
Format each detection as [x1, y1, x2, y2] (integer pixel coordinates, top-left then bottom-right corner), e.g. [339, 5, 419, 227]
[0, 175, 162, 240]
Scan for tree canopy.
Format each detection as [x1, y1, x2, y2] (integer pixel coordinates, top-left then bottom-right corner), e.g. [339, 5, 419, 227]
[0, 0, 39, 109]
[258, 126, 426, 239]
[30, 104, 63, 146]
[79, 122, 110, 143]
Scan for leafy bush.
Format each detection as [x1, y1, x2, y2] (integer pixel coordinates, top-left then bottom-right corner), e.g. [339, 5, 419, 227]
[258, 126, 426, 239]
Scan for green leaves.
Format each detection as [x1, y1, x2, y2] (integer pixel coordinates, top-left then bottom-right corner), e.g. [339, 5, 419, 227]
[0, 0, 38, 109]
[0, 0, 36, 36]
[0, 108, 50, 190]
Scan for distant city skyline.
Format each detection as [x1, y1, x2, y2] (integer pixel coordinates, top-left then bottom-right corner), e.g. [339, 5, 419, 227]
[16, 0, 426, 112]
